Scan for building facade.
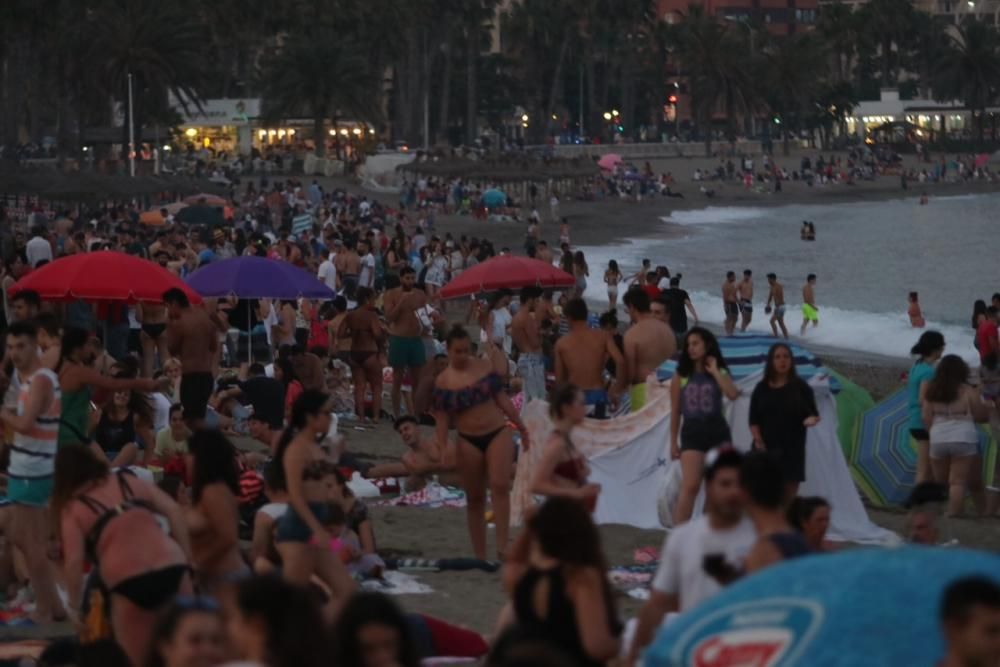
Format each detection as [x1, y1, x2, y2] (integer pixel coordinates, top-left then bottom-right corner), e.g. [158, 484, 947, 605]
[818, 0, 1000, 24]
[656, 0, 819, 34]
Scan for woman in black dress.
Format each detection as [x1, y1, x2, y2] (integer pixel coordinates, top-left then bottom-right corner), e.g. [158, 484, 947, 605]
[749, 343, 820, 500]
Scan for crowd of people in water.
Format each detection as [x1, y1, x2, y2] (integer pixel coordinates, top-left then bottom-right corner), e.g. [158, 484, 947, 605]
[0, 177, 996, 667]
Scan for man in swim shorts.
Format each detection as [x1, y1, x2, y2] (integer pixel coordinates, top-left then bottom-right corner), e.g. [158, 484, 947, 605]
[738, 269, 753, 332]
[624, 288, 676, 413]
[765, 273, 788, 339]
[722, 271, 739, 335]
[511, 287, 546, 401]
[801, 274, 819, 335]
[384, 267, 428, 418]
[555, 298, 625, 419]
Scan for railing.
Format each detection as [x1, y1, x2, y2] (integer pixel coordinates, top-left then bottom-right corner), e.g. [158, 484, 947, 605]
[543, 141, 765, 159]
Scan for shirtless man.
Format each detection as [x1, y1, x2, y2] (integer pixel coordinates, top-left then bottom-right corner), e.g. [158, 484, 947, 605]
[722, 271, 739, 335]
[364, 416, 458, 491]
[738, 269, 754, 332]
[623, 288, 676, 414]
[801, 274, 819, 335]
[164, 288, 218, 430]
[338, 287, 385, 424]
[765, 273, 788, 339]
[554, 298, 625, 419]
[536, 240, 554, 266]
[536, 290, 558, 325]
[511, 287, 545, 401]
[335, 240, 362, 294]
[384, 266, 428, 418]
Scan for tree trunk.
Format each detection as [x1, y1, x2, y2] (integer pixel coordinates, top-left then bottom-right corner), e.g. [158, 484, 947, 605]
[586, 53, 598, 139]
[543, 32, 571, 138]
[437, 33, 453, 145]
[782, 124, 791, 157]
[313, 112, 326, 157]
[465, 32, 478, 146]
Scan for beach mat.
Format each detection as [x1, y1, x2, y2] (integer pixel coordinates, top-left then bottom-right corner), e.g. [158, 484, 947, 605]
[375, 483, 467, 508]
[360, 571, 433, 595]
[385, 557, 501, 573]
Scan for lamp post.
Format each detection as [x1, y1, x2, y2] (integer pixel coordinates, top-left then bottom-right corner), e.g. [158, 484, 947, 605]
[127, 71, 136, 177]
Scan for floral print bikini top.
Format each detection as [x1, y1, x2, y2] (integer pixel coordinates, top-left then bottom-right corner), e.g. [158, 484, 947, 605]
[433, 373, 504, 414]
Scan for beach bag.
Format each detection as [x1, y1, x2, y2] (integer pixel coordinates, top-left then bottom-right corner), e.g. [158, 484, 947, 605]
[79, 575, 113, 644]
[657, 461, 683, 530]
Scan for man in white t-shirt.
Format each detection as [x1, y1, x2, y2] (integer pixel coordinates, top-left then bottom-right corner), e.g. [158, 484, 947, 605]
[358, 240, 376, 289]
[317, 252, 338, 291]
[25, 226, 53, 268]
[627, 448, 755, 663]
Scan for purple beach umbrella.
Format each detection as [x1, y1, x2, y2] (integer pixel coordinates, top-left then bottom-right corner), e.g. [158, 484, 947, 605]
[186, 256, 336, 300]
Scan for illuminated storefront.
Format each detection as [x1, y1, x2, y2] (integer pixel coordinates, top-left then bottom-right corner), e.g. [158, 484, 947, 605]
[173, 97, 261, 155]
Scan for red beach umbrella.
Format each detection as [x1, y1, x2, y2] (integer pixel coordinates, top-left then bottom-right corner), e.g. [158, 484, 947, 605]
[440, 256, 575, 299]
[9, 251, 202, 305]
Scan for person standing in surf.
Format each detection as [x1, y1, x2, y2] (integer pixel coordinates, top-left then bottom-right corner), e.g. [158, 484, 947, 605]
[766, 273, 788, 339]
[800, 274, 819, 336]
[722, 271, 739, 336]
[738, 269, 754, 333]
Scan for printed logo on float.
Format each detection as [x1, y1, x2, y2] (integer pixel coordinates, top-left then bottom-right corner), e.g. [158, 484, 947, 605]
[670, 598, 824, 667]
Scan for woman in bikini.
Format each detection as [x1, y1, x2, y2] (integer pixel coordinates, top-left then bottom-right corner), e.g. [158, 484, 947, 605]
[185, 430, 248, 593]
[338, 287, 385, 425]
[273, 390, 355, 613]
[53, 445, 193, 666]
[433, 325, 529, 560]
[529, 384, 600, 511]
[604, 260, 622, 310]
[136, 303, 170, 378]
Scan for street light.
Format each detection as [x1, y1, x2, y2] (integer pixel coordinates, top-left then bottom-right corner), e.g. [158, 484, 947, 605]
[603, 112, 612, 120]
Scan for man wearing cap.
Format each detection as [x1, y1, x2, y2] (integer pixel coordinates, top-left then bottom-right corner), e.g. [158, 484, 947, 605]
[628, 448, 755, 663]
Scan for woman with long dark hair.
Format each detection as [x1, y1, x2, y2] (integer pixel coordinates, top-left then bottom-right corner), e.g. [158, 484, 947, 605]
[185, 430, 247, 591]
[908, 330, 946, 484]
[338, 286, 384, 425]
[224, 575, 329, 667]
[748, 343, 820, 500]
[143, 597, 224, 667]
[333, 593, 422, 667]
[501, 498, 621, 666]
[670, 327, 740, 524]
[922, 355, 990, 516]
[572, 251, 589, 299]
[272, 390, 355, 607]
[53, 446, 192, 666]
[93, 377, 156, 468]
[433, 325, 528, 559]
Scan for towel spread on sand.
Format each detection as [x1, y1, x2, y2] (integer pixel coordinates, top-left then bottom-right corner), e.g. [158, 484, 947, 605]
[360, 571, 433, 595]
[376, 483, 467, 508]
[386, 558, 501, 573]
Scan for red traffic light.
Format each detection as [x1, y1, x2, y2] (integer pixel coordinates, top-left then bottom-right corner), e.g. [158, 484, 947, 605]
[668, 94, 678, 104]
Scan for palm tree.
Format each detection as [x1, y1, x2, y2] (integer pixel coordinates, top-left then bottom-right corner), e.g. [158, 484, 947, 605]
[763, 34, 829, 155]
[933, 18, 1000, 145]
[856, 0, 916, 87]
[85, 0, 210, 154]
[260, 23, 381, 157]
[816, 0, 859, 84]
[677, 5, 754, 156]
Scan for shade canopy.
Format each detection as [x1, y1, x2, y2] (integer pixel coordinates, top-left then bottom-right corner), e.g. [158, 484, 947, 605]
[186, 256, 337, 300]
[439, 256, 575, 299]
[9, 251, 202, 304]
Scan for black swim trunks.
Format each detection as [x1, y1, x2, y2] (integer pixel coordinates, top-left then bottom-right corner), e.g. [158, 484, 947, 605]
[180, 372, 215, 421]
[724, 302, 739, 317]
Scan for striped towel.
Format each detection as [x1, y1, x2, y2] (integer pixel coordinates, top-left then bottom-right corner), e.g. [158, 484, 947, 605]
[291, 212, 313, 237]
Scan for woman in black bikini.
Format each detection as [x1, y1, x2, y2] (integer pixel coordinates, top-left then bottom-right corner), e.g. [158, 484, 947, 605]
[338, 287, 385, 425]
[530, 384, 600, 511]
[136, 303, 170, 378]
[433, 325, 529, 560]
[52, 445, 193, 666]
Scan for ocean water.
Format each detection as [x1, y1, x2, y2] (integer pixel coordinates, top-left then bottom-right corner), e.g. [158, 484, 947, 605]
[578, 194, 997, 361]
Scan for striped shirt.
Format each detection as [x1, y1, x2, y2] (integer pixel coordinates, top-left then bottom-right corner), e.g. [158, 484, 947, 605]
[10, 368, 61, 480]
[291, 213, 313, 237]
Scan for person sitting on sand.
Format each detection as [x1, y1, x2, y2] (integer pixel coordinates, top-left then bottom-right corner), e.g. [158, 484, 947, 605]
[909, 291, 926, 328]
[363, 415, 458, 492]
[529, 384, 600, 511]
[788, 496, 834, 552]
